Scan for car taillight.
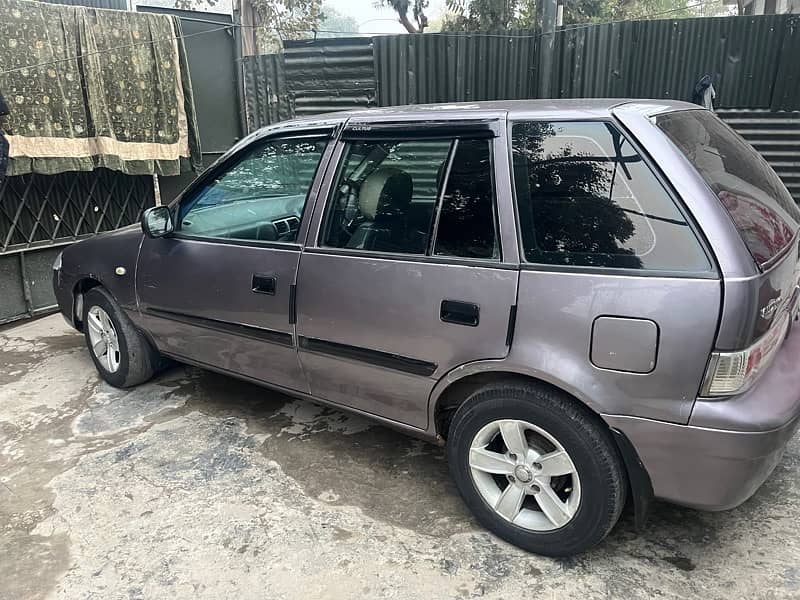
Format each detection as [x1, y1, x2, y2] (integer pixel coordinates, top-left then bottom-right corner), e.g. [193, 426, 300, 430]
[701, 311, 791, 397]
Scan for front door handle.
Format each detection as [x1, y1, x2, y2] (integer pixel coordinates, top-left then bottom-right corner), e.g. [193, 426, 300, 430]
[440, 300, 480, 327]
[252, 273, 276, 295]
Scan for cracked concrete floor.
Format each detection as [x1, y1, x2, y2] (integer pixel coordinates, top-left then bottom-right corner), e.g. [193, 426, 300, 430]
[1, 315, 799, 600]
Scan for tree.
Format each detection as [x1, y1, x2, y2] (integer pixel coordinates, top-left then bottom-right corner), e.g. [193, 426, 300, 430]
[442, 0, 536, 31]
[433, 0, 728, 32]
[377, 0, 430, 33]
[318, 4, 359, 37]
[249, 0, 323, 51]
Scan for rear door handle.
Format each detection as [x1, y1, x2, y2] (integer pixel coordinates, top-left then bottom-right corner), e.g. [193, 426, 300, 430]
[440, 300, 480, 327]
[252, 273, 276, 295]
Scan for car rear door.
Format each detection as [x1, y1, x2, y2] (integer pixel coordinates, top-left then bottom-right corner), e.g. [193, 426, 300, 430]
[295, 118, 520, 430]
[507, 118, 721, 424]
[135, 125, 337, 393]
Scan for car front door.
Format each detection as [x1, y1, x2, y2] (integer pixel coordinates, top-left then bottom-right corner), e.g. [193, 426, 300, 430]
[135, 127, 336, 393]
[295, 119, 520, 429]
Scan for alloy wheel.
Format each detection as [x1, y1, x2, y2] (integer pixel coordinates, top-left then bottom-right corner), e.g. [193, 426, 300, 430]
[86, 306, 121, 374]
[468, 418, 581, 531]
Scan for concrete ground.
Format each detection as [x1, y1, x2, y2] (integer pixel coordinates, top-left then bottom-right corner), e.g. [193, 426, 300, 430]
[1, 315, 799, 600]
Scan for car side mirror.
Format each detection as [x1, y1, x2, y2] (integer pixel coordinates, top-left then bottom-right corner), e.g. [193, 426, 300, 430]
[141, 206, 174, 238]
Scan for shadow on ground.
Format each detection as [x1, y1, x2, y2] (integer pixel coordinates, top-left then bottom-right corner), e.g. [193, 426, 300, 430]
[1, 316, 798, 599]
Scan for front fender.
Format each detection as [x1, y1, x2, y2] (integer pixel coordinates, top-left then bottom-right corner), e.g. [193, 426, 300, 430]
[56, 226, 145, 322]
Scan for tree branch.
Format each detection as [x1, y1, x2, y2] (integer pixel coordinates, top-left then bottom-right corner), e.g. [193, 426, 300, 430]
[398, 11, 422, 33]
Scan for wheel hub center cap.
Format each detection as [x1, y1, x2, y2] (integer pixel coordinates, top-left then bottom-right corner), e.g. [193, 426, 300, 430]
[513, 465, 533, 484]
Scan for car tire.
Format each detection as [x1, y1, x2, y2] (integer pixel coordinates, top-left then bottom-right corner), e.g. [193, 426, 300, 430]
[446, 380, 627, 557]
[82, 287, 162, 388]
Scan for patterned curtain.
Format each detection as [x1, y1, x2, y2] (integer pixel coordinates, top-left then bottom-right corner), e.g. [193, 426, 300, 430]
[0, 0, 202, 177]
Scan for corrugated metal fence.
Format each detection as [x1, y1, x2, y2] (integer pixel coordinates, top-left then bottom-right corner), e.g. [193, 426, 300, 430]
[552, 15, 795, 109]
[244, 15, 800, 115]
[373, 32, 538, 105]
[241, 14, 800, 203]
[285, 37, 376, 117]
[244, 37, 375, 129]
[716, 109, 800, 201]
[34, 0, 127, 8]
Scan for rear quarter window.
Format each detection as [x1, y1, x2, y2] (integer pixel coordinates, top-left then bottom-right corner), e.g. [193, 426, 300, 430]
[655, 110, 800, 269]
[511, 120, 711, 273]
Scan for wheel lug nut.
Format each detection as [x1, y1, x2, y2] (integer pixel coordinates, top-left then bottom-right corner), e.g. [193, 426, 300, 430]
[531, 484, 541, 493]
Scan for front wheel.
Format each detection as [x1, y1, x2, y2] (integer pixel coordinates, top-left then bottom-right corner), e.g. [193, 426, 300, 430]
[446, 381, 627, 557]
[83, 287, 161, 388]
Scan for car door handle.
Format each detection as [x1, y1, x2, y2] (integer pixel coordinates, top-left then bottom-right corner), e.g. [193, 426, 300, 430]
[252, 273, 276, 295]
[440, 300, 480, 327]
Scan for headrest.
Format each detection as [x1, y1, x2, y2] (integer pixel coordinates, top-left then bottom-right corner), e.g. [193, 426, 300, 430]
[359, 167, 413, 220]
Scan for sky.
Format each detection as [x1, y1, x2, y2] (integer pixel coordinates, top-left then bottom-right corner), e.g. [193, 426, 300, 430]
[324, 0, 447, 34]
[134, 0, 447, 32]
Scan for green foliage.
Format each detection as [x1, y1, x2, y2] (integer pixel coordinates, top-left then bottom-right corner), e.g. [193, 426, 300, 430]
[250, 0, 323, 51]
[433, 0, 729, 31]
[377, 0, 430, 32]
[318, 3, 359, 36]
[442, 0, 536, 31]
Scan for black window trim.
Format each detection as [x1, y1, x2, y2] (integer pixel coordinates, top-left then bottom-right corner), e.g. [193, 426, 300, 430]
[169, 129, 335, 250]
[303, 246, 519, 270]
[341, 118, 502, 141]
[317, 133, 504, 264]
[426, 138, 459, 255]
[507, 117, 720, 279]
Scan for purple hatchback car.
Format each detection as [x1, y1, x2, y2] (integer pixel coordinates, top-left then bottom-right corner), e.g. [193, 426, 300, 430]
[53, 100, 800, 556]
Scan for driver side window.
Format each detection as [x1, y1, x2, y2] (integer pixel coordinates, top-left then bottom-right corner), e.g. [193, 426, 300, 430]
[179, 136, 328, 243]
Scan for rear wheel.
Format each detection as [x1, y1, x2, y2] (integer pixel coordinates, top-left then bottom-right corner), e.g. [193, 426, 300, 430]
[446, 381, 627, 556]
[83, 287, 162, 388]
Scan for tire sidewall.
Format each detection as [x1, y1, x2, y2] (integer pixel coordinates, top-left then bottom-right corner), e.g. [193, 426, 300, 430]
[447, 391, 623, 556]
[83, 289, 132, 388]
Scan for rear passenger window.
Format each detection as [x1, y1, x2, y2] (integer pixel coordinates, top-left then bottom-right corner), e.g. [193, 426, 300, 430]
[511, 121, 711, 272]
[434, 139, 499, 259]
[322, 137, 498, 259]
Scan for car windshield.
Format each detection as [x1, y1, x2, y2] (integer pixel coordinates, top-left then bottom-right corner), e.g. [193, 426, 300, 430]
[655, 110, 800, 269]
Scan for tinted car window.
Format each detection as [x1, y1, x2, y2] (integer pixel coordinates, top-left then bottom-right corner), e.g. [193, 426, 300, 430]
[511, 121, 711, 272]
[434, 138, 499, 259]
[322, 139, 451, 254]
[179, 137, 327, 243]
[323, 137, 499, 259]
[656, 110, 800, 268]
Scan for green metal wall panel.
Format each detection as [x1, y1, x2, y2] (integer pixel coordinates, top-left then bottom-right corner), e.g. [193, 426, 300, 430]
[283, 37, 376, 117]
[35, 0, 126, 9]
[374, 32, 538, 106]
[718, 109, 800, 203]
[772, 17, 800, 111]
[243, 53, 293, 131]
[554, 15, 790, 108]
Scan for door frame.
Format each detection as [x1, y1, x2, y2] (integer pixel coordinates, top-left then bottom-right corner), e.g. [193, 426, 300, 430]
[301, 114, 521, 267]
[133, 120, 346, 372]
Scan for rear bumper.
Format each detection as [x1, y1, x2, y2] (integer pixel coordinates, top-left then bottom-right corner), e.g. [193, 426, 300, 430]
[604, 321, 800, 511]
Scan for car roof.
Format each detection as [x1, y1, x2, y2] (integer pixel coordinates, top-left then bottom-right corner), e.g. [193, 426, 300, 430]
[283, 98, 699, 126]
[242, 99, 701, 146]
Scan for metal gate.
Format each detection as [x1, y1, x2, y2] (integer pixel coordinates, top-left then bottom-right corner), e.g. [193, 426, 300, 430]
[0, 170, 154, 325]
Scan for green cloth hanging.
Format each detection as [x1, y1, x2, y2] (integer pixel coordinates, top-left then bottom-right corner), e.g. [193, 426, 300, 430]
[0, 0, 202, 177]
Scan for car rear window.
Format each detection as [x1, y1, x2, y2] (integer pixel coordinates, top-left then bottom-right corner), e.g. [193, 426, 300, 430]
[656, 110, 800, 269]
[511, 121, 711, 272]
